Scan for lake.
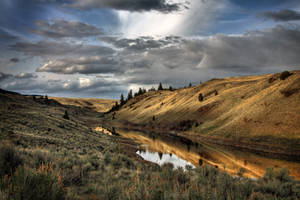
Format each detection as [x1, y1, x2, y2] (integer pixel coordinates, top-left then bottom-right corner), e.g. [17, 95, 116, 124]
[116, 129, 300, 179]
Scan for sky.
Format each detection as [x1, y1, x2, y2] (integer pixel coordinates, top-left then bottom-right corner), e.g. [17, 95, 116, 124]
[0, 0, 300, 99]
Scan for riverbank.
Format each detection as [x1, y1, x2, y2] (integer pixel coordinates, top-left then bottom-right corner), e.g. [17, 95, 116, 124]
[97, 122, 300, 180]
[103, 120, 300, 161]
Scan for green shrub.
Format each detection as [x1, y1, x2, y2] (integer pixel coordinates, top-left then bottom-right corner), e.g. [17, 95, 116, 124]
[63, 110, 69, 120]
[88, 154, 100, 170]
[33, 150, 52, 167]
[104, 152, 111, 164]
[198, 93, 204, 101]
[0, 165, 65, 200]
[249, 192, 266, 200]
[0, 145, 23, 177]
[61, 168, 83, 187]
[280, 71, 292, 80]
[274, 168, 293, 183]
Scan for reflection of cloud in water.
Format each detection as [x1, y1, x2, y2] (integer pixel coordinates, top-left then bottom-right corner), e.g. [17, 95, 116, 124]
[137, 150, 195, 169]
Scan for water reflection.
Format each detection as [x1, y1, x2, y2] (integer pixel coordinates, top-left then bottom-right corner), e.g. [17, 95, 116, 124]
[116, 129, 300, 179]
[137, 147, 195, 169]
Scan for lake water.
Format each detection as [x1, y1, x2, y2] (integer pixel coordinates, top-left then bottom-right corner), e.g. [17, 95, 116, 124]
[137, 145, 195, 169]
[116, 129, 300, 179]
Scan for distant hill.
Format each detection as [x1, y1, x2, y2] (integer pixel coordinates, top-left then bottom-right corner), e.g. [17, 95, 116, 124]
[0, 88, 20, 95]
[110, 70, 300, 153]
[49, 97, 117, 113]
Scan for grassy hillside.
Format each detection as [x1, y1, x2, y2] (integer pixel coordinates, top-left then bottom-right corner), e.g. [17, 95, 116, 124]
[0, 91, 136, 198]
[50, 96, 116, 113]
[110, 70, 300, 152]
[1, 89, 300, 199]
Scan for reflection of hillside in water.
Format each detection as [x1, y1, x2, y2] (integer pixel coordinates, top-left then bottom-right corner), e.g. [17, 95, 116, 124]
[117, 129, 300, 179]
[137, 148, 195, 169]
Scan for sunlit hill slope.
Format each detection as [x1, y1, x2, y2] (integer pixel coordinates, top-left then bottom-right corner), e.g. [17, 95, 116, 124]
[50, 97, 116, 113]
[111, 71, 300, 153]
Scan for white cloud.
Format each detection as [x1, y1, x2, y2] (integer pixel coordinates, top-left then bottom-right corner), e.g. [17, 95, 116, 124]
[79, 77, 92, 88]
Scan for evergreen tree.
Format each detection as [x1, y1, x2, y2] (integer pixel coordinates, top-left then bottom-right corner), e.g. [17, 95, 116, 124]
[114, 102, 119, 110]
[198, 93, 204, 102]
[120, 94, 125, 106]
[158, 82, 163, 90]
[169, 86, 173, 91]
[63, 110, 70, 120]
[127, 89, 133, 101]
[189, 83, 192, 87]
[138, 87, 143, 95]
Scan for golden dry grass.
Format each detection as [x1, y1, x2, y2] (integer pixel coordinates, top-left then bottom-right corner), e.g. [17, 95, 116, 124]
[50, 97, 117, 113]
[113, 71, 300, 148]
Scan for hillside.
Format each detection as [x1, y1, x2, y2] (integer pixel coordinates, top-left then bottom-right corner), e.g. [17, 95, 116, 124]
[50, 96, 116, 113]
[1, 86, 300, 199]
[0, 90, 143, 199]
[0, 91, 113, 154]
[109, 70, 300, 153]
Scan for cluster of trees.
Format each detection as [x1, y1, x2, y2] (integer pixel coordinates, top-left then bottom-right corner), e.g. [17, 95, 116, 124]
[109, 87, 148, 113]
[198, 90, 218, 102]
[108, 82, 175, 113]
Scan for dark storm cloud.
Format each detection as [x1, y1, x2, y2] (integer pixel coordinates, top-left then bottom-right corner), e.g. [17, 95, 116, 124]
[34, 36, 184, 75]
[1, 73, 126, 98]
[10, 58, 20, 63]
[15, 73, 38, 79]
[10, 41, 115, 57]
[102, 37, 163, 50]
[261, 9, 300, 21]
[101, 36, 183, 51]
[35, 55, 154, 75]
[194, 25, 300, 71]
[36, 56, 122, 74]
[0, 72, 13, 82]
[34, 25, 300, 86]
[0, 72, 37, 82]
[68, 0, 186, 13]
[105, 25, 300, 86]
[31, 19, 103, 38]
[0, 29, 19, 44]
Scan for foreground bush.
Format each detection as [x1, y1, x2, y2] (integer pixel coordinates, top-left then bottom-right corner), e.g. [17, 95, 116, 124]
[0, 164, 65, 200]
[1, 145, 300, 200]
[0, 145, 23, 177]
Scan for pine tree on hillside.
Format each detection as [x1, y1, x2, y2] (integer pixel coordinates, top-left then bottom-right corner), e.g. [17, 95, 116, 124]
[127, 89, 133, 101]
[120, 94, 125, 106]
[158, 82, 163, 90]
[198, 93, 204, 102]
[63, 110, 70, 120]
[138, 88, 143, 95]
